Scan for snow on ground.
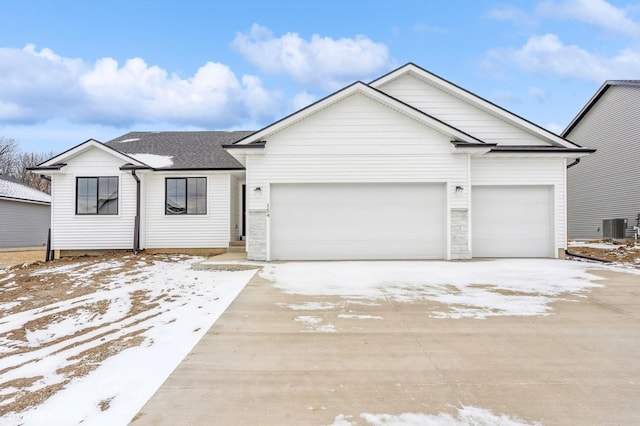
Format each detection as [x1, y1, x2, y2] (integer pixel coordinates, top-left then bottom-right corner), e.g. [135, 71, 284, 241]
[264, 259, 605, 319]
[332, 406, 539, 425]
[0, 254, 257, 425]
[568, 241, 628, 250]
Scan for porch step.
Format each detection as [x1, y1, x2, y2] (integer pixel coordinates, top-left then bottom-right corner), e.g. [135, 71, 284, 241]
[228, 240, 246, 253]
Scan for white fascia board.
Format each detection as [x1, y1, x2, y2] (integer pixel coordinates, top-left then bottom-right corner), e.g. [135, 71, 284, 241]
[484, 151, 593, 159]
[39, 139, 149, 168]
[0, 196, 50, 205]
[371, 63, 578, 149]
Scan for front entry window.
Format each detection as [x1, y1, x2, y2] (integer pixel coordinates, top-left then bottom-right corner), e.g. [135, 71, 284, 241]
[165, 177, 207, 215]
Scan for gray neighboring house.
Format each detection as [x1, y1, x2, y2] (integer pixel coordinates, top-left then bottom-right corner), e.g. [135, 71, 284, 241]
[563, 80, 640, 240]
[0, 175, 51, 248]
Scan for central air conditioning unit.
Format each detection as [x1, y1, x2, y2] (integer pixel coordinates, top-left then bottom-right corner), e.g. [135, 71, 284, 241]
[602, 218, 627, 239]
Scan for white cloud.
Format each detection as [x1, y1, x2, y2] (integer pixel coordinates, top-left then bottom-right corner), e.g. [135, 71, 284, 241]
[485, 33, 640, 81]
[487, 6, 538, 28]
[0, 44, 283, 128]
[289, 91, 317, 112]
[546, 122, 564, 134]
[231, 24, 391, 90]
[488, 90, 523, 105]
[537, 0, 640, 37]
[528, 87, 549, 103]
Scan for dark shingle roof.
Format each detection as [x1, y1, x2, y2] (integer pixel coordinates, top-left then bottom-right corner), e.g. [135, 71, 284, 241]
[106, 131, 254, 170]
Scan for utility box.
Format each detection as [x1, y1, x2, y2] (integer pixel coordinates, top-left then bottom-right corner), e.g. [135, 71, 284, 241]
[603, 218, 627, 239]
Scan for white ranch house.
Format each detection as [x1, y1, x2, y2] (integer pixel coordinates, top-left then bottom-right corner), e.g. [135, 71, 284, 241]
[33, 63, 594, 260]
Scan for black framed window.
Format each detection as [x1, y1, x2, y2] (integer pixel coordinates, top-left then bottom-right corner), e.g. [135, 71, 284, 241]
[166, 177, 207, 215]
[76, 177, 118, 215]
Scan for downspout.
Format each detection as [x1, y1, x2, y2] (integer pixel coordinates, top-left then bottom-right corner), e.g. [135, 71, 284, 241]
[565, 157, 580, 257]
[131, 170, 141, 254]
[567, 158, 580, 168]
[40, 175, 53, 260]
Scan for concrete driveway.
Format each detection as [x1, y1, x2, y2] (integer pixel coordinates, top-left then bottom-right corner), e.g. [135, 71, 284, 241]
[131, 262, 640, 425]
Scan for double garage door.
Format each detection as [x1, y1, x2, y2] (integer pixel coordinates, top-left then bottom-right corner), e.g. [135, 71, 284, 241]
[268, 183, 554, 260]
[270, 183, 446, 260]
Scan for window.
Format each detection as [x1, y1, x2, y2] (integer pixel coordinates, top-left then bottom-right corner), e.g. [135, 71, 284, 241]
[76, 177, 118, 215]
[166, 177, 207, 215]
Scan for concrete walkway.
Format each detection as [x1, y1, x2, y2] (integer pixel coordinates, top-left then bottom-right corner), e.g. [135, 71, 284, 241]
[131, 267, 640, 425]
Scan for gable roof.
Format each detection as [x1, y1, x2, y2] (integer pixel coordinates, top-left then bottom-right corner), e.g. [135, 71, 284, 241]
[562, 80, 640, 137]
[230, 63, 592, 157]
[0, 175, 51, 204]
[370, 63, 582, 149]
[231, 81, 488, 146]
[33, 132, 253, 172]
[106, 131, 251, 170]
[34, 139, 148, 170]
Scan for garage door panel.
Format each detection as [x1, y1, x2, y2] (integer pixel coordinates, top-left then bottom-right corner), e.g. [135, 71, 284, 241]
[472, 186, 553, 258]
[270, 183, 445, 260]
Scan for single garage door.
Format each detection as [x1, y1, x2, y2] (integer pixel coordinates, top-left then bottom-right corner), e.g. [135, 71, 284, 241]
[472, 185, 554, 258]
[270, 183, 446, 260]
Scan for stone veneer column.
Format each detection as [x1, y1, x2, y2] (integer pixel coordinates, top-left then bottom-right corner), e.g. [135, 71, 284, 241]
[247, 210, 267, 260]
[450, 209, 471, 260]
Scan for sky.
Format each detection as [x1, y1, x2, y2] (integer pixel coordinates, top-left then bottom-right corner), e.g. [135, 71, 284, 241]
[1, 0, 639, 154]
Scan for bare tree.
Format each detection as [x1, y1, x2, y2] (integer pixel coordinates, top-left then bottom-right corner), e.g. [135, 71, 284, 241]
[1, 136, 55, 194]
[15, 151, 55, 193]
[0, 136, 19, 176]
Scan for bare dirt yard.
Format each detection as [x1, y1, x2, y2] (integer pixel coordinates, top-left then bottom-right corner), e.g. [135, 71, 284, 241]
[0, 252, 257, 424]
[568, 240, 640, 264]
[0, 250, 47, 269]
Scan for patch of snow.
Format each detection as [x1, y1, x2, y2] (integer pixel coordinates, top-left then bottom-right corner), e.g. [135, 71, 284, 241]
[568, 241, 623, 250]
[0, 257, 256, 425]
[128, 153, 174, 168]
[316, 324, 337, 333]
[295, 315, 322, 325]
[0, 176, 50, 203]
[278, 302, 339, 310]
[118, 138, 140, 143]
[338, 314, 383, 320]
[262, 259, 604, 319]
[294, 315, 336, 333]
[332, 406, 539, 425]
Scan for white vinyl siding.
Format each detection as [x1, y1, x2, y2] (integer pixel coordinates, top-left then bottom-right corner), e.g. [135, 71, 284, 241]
[270, 183, 446, 260]
[51, 148, 136, 250]
[566, 85, 640, 239]
[472, 186, 554, 257]
[144, 173, 231, 248]
[471, 157, 565, 254]
[377, 74, 548, 146]
[247, 92, 469, 213]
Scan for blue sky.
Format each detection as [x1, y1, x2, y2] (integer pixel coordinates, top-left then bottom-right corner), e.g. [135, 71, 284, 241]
[1, 0, 639, 153]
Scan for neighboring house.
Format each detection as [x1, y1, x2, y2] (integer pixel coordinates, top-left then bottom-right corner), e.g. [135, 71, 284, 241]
[0, 175, 51, 249]
[32, 63, 593, 260]
[563, 80, 640, 240]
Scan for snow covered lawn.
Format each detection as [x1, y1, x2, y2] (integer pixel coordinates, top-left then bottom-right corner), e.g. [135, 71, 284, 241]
[0, 253, 257, 425]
